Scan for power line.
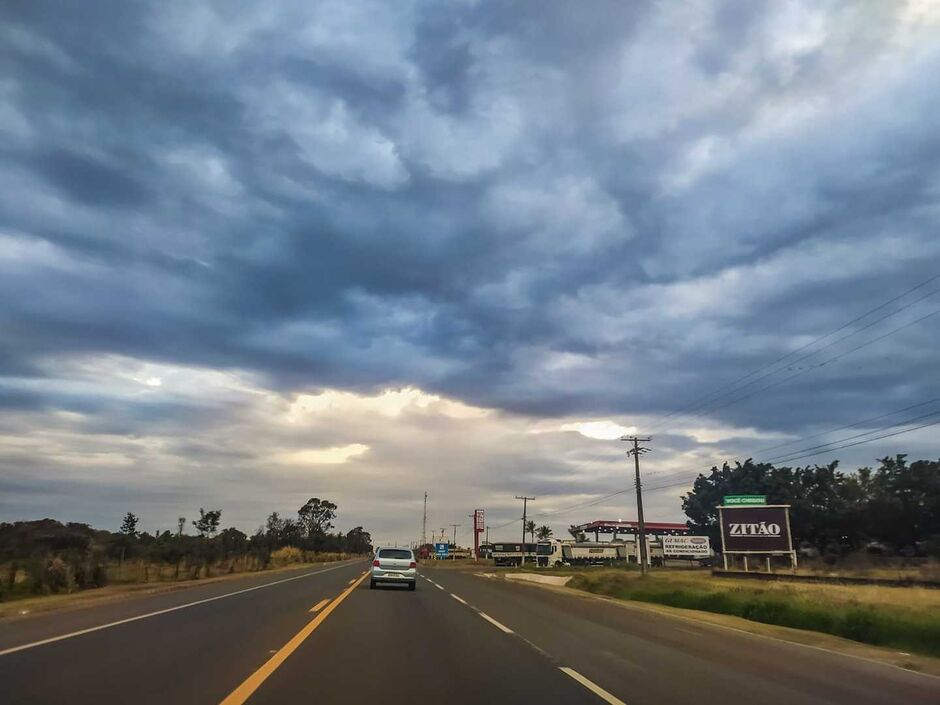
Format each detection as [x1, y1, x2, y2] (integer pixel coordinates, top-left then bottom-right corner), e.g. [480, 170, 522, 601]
[638, 413, 940, 496]
[686, 305, 940, 419]
[762, 408, 940, 465]
[648, 273, 940, 432]
[749, 397, 940, 456]
[760, 415, 940, 466]
[496, 398, 940, 526]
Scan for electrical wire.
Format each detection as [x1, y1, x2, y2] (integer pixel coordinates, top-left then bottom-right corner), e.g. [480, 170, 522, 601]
[647, 273, 940, 432]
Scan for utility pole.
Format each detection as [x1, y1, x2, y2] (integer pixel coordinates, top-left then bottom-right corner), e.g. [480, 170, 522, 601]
[422, 491, 428, 550]
[515, 496, 535, 564]
[450, 524, 460, 561]
[621, 435, 651, 575]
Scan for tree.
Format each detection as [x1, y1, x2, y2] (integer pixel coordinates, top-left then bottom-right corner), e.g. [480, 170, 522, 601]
[525, 520, 536, 542]
[535, 525, 553, 541]
[117, 512, 140, 564]
[866, 455, 940, 550]
[218, 527, 248, 556]
[297, 498, 337, 538]
[120, 513, 140, 538]
[281, 519, 303, 546]
[193, 509, 221, 538]
[345, 526, 373, 554]
[265, 512, 286, 546]
[681, 456, 940, 554]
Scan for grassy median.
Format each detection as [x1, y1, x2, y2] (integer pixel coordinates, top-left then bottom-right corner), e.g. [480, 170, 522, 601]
[567, 570, 940, 658]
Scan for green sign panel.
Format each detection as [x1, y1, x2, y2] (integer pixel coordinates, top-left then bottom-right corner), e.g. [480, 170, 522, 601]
[723, 495, 767, 506]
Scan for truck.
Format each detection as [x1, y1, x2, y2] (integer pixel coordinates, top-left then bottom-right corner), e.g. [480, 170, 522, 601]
[536, 539, 627, 566]
[490, 542, 538, 567]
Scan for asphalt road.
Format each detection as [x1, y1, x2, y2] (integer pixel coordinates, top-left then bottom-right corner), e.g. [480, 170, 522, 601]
[0, 560, 937, 704]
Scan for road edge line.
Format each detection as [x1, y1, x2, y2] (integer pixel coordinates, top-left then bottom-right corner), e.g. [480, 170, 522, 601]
[0, 561, 362, 657]
[477, 611, 513, 634]
[507, 579, 940, 682]
[559, 667, 627, 705]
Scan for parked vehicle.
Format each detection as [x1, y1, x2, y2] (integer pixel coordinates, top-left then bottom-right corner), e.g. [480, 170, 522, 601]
[537, 539, 626, 566]
[491, 542, 538, 567]
[370, 547, 417, 590]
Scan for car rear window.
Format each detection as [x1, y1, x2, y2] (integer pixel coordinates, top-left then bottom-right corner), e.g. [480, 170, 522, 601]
[378, 549, 412, 559]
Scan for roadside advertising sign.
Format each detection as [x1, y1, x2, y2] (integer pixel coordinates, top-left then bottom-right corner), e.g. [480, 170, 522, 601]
[474, 509, 485, 532]
[662, 535, 711, 557]
[434, 542, 449, 558]
[723, 495, 767, 506]
[718, 505, 793, 553]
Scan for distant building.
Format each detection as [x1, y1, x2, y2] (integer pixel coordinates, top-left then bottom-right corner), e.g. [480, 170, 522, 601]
[574, 519, 689, 542]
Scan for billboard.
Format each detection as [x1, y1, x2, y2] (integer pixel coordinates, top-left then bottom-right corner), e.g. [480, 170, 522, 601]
[719, 505, 792, 553]
[662, 535, 711, 558]
[473, 509, 485, 532]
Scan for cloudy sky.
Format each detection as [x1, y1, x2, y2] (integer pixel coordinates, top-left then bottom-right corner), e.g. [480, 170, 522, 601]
[2, 1, 939, 546]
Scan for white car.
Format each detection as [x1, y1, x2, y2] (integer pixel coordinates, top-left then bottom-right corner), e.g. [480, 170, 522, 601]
[370, 548, 417, 590]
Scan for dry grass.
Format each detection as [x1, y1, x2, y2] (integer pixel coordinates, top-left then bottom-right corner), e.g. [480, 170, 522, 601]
[567, 569, 940, 657]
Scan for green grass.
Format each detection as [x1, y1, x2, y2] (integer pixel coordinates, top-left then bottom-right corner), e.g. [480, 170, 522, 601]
[568, 571, 940, 658]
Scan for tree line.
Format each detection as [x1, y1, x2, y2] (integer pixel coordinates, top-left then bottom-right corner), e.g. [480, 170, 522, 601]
[0, 497, 373, 598]
[682, 455, 940, 560]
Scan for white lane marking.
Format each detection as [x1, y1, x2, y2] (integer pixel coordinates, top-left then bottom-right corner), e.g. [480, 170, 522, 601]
[0, 561, 362, 657]
[559, 667, 627, 705]
[450, 593, 468, 605]
[477, 611, 513, 634]
[435, 583, 445, 591]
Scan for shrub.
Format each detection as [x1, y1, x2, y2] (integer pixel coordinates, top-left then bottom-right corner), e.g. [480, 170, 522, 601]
[270, 546, 303, 566]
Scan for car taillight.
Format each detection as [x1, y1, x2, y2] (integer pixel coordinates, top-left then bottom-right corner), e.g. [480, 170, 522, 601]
[372, 559, 380, 567]
[409, 561, 417, 569]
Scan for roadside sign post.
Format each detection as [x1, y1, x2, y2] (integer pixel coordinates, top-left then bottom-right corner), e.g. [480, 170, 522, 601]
[434, 542, 449, 560]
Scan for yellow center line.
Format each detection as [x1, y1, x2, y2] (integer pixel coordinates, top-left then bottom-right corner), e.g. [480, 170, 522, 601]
[219, 571, 368, 705]
[308, 598, 330, 613]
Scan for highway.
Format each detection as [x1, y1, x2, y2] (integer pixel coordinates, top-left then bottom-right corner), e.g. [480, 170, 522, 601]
[1, 559, 937, 704]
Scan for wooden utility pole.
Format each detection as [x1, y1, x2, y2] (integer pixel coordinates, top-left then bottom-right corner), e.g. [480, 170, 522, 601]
[422, 492, 428, 549]
[449, 524, 460, 560]
[621, 435, 651, 575]
[515, 495, 535, 562]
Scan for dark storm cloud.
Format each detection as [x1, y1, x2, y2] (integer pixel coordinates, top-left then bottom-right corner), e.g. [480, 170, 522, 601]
[1, 1, 939, 533]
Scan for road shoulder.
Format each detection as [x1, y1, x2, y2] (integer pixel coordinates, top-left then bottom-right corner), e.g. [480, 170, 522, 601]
[497, 574, 940, 678]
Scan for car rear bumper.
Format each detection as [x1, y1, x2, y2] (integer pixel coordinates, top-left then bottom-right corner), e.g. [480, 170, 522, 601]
[371, 569, 417, 583]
